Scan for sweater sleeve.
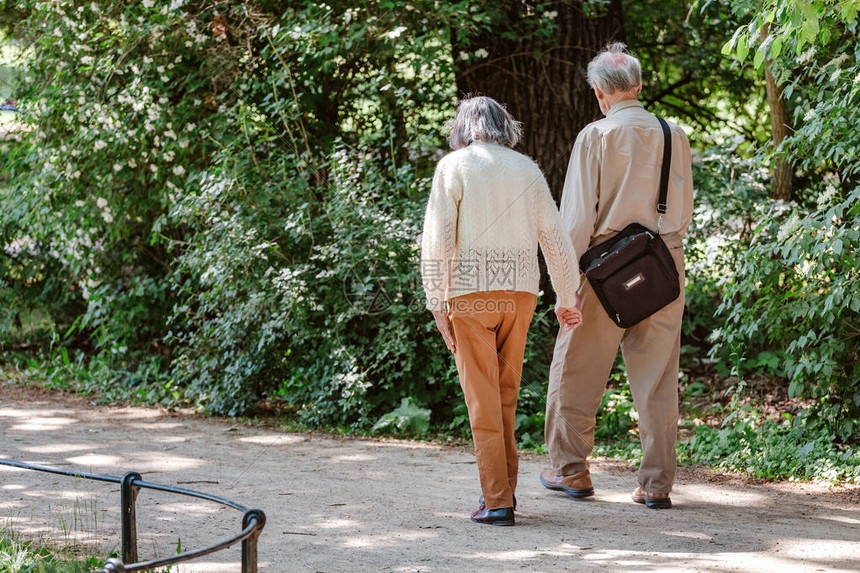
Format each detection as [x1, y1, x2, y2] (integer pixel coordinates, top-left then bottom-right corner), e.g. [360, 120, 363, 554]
[420, 157, 461, 311]
[535, 174, 580, 309]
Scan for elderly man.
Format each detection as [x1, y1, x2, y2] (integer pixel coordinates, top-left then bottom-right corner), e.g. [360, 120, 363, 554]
[541, 43, 694, 509]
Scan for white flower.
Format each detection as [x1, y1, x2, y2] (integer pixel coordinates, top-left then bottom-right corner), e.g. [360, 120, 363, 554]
[386, 26, 407, 39]
[825, 53, 849, 69]
[149, 164, 158, 173]
[474, 48, 489, 59]
[143, 56, 153, 65]
[75, 200, 85, 207]
[97, 197, 108, 208]
[803, 108, 817, 121]
[776, 212, 801, 242]
[179, 139, 189, 149]
[797, 46, 816, 65]
[128, 158, 137, 168]
[163, 150, 174, 162]
[160, 75, 169, 83]
[53, 28, 63, 38]
[173, 165, 185, 176]
[459, 51, 469, 61]
[72, 170, 81, 179]
[94, 139, 107, 151]
[157, 65, 165, 73]
[113, 163, 122, 172]
[855, 72, 860, 84]
[817, 184, 838, 207]
[102, 211, 114, 223]
[142, 0, 154, 8]
[830, 69, 841, 82]
[185, 40, 193, 48]
[544, 10, 558, 19]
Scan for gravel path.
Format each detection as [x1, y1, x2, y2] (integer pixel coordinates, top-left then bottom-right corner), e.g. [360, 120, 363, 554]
[1, 382, 858, 572]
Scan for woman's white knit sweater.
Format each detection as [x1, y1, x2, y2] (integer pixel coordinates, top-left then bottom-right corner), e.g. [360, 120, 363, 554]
[420, 141, 580, 312]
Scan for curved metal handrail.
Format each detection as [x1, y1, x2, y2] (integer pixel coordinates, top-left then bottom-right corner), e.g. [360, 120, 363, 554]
[0, 458, 265, 573]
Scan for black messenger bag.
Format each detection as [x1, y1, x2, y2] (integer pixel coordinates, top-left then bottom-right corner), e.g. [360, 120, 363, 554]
[578, 116, 680, 329]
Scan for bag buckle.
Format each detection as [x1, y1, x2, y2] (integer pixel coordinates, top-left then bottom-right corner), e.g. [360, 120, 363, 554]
[656, 214, 664, 233]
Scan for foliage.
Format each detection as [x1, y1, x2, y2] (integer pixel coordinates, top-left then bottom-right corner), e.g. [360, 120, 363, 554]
[680, 381, 860, 482]
[0, 533, 103, 573]
[708, 0, 860, 437]
[371, 397, 431, 435]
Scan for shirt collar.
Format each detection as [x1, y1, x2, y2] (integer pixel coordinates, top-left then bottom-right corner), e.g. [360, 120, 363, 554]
[606, 99, 645, 118]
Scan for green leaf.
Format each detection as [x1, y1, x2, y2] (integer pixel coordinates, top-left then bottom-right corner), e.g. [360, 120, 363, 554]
[754, 45, 766, 70]
[771, 36, 783, 59]
[737, 33, 749, 62]
[833, 239, 843, 255]
[721, 38, 734, 56]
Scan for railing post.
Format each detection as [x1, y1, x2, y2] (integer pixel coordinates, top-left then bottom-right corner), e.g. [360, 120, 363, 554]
[241, 509, 266, 573]
[120, 472, 142, 564]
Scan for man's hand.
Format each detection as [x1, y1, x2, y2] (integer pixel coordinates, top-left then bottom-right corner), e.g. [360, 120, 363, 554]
[432, 309, 456, 353]
[555, 293, 583, 332]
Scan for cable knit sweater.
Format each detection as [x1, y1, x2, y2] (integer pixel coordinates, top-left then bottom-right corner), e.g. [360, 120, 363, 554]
[420, 141, 580, 312]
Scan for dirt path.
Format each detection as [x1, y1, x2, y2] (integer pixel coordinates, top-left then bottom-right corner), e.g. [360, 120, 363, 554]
[0, 382, 858, 573]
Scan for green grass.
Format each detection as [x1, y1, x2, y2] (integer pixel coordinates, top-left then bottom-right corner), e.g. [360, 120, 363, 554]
[0, 533, 104, 573]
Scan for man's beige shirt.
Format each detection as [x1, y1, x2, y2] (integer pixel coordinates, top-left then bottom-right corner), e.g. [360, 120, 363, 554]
[560, 99, 694, 260]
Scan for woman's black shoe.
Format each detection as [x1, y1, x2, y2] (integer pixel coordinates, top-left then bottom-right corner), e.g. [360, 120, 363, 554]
[471, 506, 515, 526]
[478, 495, 516, 510]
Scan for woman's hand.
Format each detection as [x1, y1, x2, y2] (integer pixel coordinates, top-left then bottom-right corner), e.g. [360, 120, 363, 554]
[555, 293, 583, 332]
[433, 309, 456, 353]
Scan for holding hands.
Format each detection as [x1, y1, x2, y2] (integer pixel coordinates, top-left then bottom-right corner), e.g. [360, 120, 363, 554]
[555, 293, 583, 331]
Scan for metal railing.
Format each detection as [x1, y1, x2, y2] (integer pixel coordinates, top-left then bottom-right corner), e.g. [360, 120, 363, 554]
[0, 458, 266, 572]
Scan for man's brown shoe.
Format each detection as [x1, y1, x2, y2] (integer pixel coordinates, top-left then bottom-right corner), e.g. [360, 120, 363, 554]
[539, 468, 594, 498]
[632, 486, 672, 509]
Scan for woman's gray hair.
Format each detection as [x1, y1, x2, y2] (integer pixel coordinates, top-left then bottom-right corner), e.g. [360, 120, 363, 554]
[586, 42, 642, 94]
[446, 96, 522, 150]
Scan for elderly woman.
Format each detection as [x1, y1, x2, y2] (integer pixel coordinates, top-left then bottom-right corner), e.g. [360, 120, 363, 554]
[420, 96, 582, 526]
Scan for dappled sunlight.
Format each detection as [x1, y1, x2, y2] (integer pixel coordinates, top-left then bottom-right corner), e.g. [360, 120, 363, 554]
[662, 530, 714, 541]
[457, 546, 580, 561]
[66, 453, 124, 467]
[21, 443, 101, 454]
[146, 502, 224, 517]
[776, 537, 860, 562]
[105, 408, 163, 420]
[124, 451, 206, 472]
[153, 435, 191, 444]
[818, 513, 860, 526]
[1, 484, 26, 490]
[341, 529, 438, 549]
[10, 416, 77, 431]
[236, 434, 307, 446]
[0, 407, 67, 419]
[330, 453, 376, 463]
[314, 517, 362, 530]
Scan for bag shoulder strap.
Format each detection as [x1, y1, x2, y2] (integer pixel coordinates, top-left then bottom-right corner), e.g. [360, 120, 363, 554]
[656, 116, 671, 215]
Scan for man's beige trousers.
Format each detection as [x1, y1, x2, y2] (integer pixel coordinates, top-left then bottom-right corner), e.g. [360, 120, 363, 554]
[450, 291, 537, 510]
[545, 234, 685, 494]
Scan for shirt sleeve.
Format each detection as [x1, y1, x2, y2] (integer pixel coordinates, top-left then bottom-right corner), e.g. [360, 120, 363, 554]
[420, 158, 461, 311]
[535, 174, 580, 309]
[678, 127, 694, 235]
[560, 130, 600, 261]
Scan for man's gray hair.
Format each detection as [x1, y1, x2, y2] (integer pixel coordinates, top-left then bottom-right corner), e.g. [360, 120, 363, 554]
[586, 42, 642, 94]
[446, 96, 522, 150]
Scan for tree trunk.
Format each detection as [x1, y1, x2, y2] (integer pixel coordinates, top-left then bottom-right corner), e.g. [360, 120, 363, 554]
[452, 0, 625, 200]
[763, 35, 792, 201]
